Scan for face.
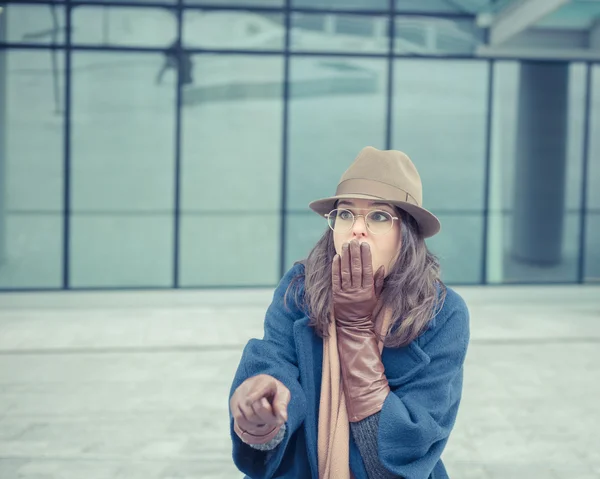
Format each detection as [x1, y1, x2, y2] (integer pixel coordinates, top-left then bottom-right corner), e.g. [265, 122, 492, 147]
[330, 199, 402, 276]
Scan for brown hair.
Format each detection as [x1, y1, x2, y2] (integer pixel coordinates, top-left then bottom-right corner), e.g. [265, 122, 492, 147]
[285, 209, 446, 348]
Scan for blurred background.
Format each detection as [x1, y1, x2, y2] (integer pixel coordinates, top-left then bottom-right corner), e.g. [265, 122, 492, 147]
[0, 0, 599, 290]
[1, 1, 600, 479]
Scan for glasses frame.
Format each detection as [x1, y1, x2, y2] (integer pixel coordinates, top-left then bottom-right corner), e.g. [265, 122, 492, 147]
[324, 208, 399, 235]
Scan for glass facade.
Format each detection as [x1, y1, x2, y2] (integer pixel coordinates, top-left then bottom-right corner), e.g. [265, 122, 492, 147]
[0, 1, 598, 289]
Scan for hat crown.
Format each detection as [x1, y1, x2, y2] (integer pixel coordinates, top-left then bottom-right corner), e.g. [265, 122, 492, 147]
[308, 145, 440, 238]
[337, 146, 423, 206]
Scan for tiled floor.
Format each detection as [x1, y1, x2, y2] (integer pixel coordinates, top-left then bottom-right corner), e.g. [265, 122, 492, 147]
[0, 285, 599, 478]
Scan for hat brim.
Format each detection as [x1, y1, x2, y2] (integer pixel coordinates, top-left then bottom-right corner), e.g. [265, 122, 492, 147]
[308, 194, 441, 238]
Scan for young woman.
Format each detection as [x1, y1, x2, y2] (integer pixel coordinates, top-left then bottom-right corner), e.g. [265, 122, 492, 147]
[228, 146, 470, 479]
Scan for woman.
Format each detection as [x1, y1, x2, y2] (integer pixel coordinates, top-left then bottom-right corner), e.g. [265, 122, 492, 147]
[228, 146, 470, 479]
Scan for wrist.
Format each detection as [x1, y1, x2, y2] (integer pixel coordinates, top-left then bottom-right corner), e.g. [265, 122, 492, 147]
[234, 421, 282, 445]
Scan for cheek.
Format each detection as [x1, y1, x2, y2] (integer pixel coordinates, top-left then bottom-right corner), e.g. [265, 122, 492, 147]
[333, 233, 343, 255]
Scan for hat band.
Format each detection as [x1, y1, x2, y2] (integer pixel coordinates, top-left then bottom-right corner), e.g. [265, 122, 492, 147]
[335, 178, 420, 206]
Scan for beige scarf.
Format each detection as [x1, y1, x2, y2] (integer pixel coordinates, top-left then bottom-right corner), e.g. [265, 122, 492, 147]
[317, 303, 393, 479]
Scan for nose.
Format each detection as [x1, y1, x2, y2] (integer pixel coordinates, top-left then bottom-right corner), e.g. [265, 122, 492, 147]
[351, 214, 368, 238]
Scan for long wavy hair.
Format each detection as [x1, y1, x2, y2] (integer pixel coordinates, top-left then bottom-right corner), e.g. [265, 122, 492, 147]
[285, 208, 446, 348]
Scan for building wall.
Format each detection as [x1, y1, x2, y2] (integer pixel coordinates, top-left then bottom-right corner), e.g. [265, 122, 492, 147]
[0, 2, 598, 289]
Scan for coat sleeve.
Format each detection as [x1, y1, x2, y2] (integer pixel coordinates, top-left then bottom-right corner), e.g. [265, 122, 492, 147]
[377, 292, 470, 479]
[229, 263, 308, 479]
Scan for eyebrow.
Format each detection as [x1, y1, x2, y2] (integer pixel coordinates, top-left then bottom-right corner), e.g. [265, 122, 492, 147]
[337, 201, 393, 210]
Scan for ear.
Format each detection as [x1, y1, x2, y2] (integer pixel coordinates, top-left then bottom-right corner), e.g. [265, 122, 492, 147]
[374, 265, 385, 298]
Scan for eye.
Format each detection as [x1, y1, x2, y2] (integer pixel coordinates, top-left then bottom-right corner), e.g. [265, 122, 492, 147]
[370, 211, 391, 222]
[338, 209, 353, 220]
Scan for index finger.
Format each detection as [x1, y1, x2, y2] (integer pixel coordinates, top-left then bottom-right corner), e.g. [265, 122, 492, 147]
[246, 376, 278, 406]
[360, 242, 374, 290]
[271, 385, 291, 423]
[350, 240, 362, 288]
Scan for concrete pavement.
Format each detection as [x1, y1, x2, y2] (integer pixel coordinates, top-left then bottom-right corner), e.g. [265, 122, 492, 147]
[0, 285, 599, 478]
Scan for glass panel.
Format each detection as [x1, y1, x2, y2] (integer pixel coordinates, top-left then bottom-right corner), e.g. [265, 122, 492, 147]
[0, 50, 64, 289]
[588, 65, 600, 210]
[486, 61, 586, 284]
[180, 214, 279, 287]
[287, 57, 387, 213]
[537, 1, 600, 30]
[285, 213, 327, 269]
[391, 59, 488, 212]
[183, 10, 284, 51]
[394, 17, 483, 55]
[70, 216, 173, 288]
[84, 0, 175, 3]
[70, 52, 175, 287]
[395, 0, 487, 13]
[179, 55, 283, 286]
[585, 65, 600, 283]
[4, 4, 66, 45]
[565, 64, 587, 211]
[291, 13, 388, 54]
[71, 7, 176, 47]
[496, 212, 581, 283]
[293, 0, 387, 10]
[426, 214, 483, 284]
[0, 216, 63, 290]
[584, 214, 600, 283]
[187, 0, 282, 5]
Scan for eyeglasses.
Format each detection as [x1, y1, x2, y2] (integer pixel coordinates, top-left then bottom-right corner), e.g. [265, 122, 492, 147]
[325, 208, 398, 235]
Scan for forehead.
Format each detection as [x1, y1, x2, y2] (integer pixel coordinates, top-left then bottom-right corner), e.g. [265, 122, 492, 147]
[337, 199, 394, 210]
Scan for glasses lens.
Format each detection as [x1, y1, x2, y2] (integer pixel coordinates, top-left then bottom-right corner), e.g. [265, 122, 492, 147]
[366, 210, 394, 234]
[327, 209, 354, 232]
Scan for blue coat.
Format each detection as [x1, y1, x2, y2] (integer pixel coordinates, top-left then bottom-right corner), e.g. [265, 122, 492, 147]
[229, 263, 470, 479]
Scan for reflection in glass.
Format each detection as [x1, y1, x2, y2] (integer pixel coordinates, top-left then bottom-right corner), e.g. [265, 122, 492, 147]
[180, 214, 280, 287]
[487, 62, 586, 283]
[72, 7, 177, 47]
[395, 0, 484, 13]
[293, 0, 386, 9]
[285, 213, 328, 270]
[70, 52, 175, 287]
[394, 17, 483, 55]
[391, 60, 487, 283]
[179, 55, 283, 287]
[426, 214, 483, 284]
[287, 57, 387, 213]
[584, 65, 600, 282]
[183, 10, 284, 51]
[187, 0, 282, 5]
[70, 216, 173, 288]
[585, 215, 600, 283]
[0, 50, 64, 289]
[84, 0, 175, 3]
[392, 59, 488, 212]
[587, 66, 600, 210]
[291, 13, 388, 53]
[4, 4, 66, 45]
[285, 57, 387, 269]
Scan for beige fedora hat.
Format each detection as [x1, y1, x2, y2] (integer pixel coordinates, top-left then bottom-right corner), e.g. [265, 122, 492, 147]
[309, 146, 441, 238]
